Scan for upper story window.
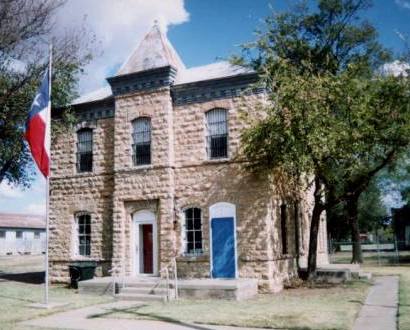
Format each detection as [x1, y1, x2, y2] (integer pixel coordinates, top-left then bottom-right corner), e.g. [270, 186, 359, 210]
[76, 213, 91, 257]
[0, 231, 5, 239]
[76, 128, 93, 173]
[132, 117, 151, 166]
[206, 108, 228, 159]
[16, 231, 23, 239]
[184, 208, 203, 256]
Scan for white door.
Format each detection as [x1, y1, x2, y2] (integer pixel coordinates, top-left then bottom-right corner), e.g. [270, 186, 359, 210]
[133, 210, 158, 276]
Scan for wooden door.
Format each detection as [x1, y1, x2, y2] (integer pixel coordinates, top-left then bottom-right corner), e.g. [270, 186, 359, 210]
[142, 224, 153, 273]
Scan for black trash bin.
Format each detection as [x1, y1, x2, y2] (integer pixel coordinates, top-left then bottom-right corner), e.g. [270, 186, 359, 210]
[69, 262, 97, 289]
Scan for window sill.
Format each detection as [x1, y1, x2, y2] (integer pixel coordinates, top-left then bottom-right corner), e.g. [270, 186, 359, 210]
[70, 256, 95, 262]
[74, 171, 94, 176]
[132, 164, 153, 170]
[203, 158, 230, 165]
[177, 254, 209, 262]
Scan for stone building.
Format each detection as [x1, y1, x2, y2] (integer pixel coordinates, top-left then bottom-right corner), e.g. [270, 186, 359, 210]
[50, 24, 328, 292]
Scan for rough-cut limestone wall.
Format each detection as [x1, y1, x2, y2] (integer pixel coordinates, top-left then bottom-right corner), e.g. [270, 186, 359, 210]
[49, 84, 329, 290]
[49, 118, 115, 282]
[172, 94, 302, 293]
[111, 87, 176, 276]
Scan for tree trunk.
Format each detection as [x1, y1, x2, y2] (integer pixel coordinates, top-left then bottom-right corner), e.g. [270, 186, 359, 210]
[346, 196, 363, 264]
[307, 176, 325, 278]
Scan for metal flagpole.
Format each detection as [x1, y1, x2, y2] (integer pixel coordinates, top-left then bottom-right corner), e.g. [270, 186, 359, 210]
[44, 43, 52, 306]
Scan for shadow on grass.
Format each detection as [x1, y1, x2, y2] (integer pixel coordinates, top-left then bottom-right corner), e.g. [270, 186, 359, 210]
[0, 271, 44, 284]
[87, 304, 316, 330]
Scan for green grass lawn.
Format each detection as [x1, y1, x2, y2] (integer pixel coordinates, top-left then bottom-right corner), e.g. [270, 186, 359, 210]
[0, 255, 113, 329]
[362, 265, 410, 330]
[95, 281, 371, 330]
[0, 280, 113, 329]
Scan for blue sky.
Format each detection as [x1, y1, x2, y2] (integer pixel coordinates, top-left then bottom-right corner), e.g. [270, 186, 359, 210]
[1, 0, 410, 215]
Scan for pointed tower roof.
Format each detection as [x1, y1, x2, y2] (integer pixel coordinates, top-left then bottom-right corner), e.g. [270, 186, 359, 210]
[117, 22, 185, 76]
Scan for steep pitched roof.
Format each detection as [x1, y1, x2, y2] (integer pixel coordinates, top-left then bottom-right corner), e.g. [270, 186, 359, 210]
[72, 86, 112, 105]
[117, 23, 185, 76]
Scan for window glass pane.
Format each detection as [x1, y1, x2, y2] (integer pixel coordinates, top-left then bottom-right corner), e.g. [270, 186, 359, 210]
[184, 208, 203, 255]
[132, 118, 151, 165]
[77, 129, 93, 172]
[187, 241, 194, 253]
[193, 208, 200, 219]
[0, 231, 5, 238]
[77, 214, 91, 256]
[195, 240, 202, 250]
[195, 231, 202, 244]
[193, 216, 201, 230]
[186, 218, 193, 230]
[16, 231, 22, 238]
[207, 109, 228, 159]
[187, 231, 194, 243]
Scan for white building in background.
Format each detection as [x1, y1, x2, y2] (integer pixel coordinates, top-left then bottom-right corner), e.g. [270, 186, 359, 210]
[0, 213, 46, 255]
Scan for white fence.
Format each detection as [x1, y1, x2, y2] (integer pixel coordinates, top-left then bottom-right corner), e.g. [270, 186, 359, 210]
[0, 230, 46, 255]
[339, 243, 395, 252]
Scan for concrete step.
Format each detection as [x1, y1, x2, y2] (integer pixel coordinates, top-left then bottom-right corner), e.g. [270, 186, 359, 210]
[351, 270, 372, 281]
[315, 268, 352, 283]
[358, 272, 372, 280]
[116, 293, 165, 302]
[121, 287, 168, 295]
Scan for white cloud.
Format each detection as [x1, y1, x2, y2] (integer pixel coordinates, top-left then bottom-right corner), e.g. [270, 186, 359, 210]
[24, 202, 46, 215]
[0, 183, 23, 199]
[56, 0, 189, 94]
[396, 0, 410, 9]
[378, 60, 410, 77]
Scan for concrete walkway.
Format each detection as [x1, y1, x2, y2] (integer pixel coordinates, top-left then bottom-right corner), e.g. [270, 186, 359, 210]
[20, 301, 259, 330]
[353, 276, 399, 330]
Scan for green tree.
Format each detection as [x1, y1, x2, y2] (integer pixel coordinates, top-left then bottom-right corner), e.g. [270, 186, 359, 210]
[239, 0, 410, 275]
[0, 0, 94, 187]
[328, 179, 387, 242]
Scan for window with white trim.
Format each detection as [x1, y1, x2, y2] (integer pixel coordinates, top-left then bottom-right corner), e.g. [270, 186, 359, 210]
[75, 213, 91, 256]
[16, 231, 23, 239]
[184, 208, 203, 255]
[0, 231, 5, 238]
[206, 109, 228, 159]
[132, 117, 151, 165]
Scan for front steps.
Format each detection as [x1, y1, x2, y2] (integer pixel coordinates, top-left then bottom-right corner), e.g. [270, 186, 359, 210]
[78, 277, 258, 301]
[316, 264, 372, 283]
[115, 277, 171, 302]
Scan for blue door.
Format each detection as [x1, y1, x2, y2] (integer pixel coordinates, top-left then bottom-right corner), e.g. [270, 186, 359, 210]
[211, 217, 236, 278]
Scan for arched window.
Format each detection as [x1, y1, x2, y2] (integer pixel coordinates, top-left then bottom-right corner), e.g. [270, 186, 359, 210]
[206, 108, 228, 159]
[75, 213, 91, 256]
[132, 117, 151, 165]
[184, 208, 203, 255]
[76, 128, 93, 172]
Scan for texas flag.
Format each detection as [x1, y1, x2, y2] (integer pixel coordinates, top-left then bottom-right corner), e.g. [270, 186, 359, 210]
[25, 69, 51, 178]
